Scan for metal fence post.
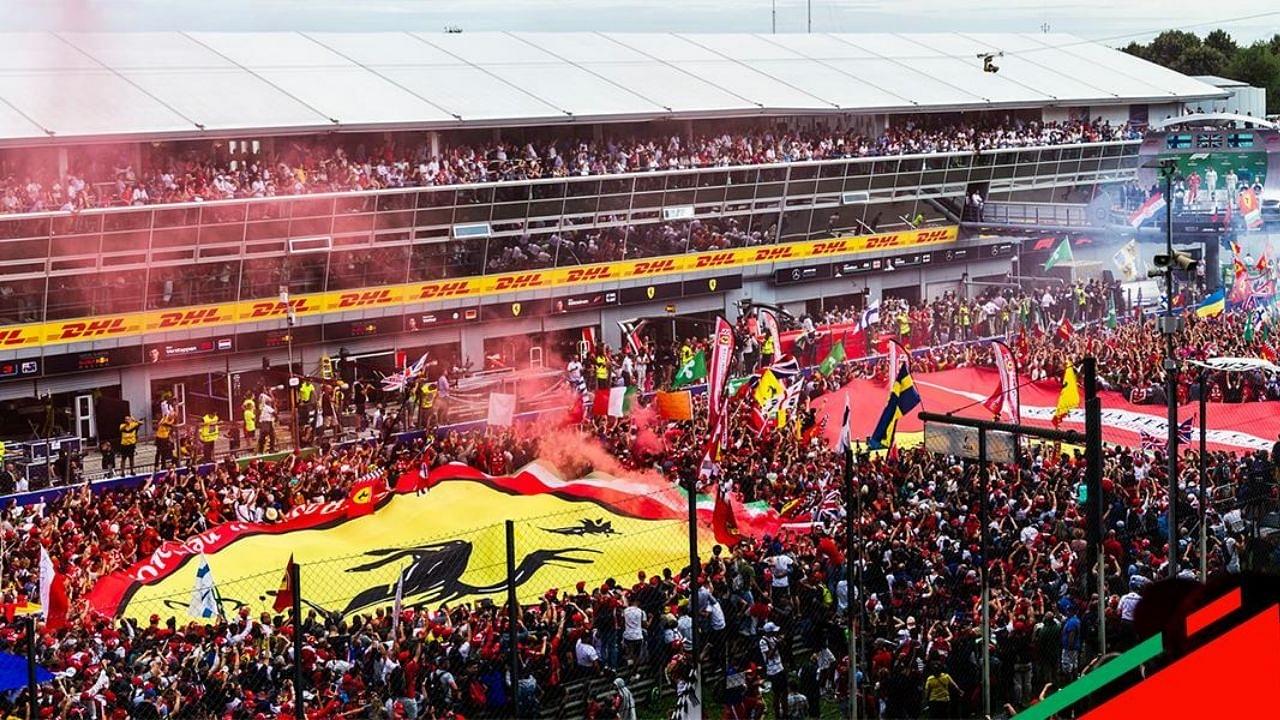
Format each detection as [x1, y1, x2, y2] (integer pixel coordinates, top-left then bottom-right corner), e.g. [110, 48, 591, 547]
[687, 474, 701, 715]
[843, 444, 859, 720]
[1083, 357, 1106, 657]
[978, 428, 991, 720]
[1199, 371, 1208, 581]
[290, 561, 304, 719]
[506, 520, 520, 718]
[27, 615, 38, 719]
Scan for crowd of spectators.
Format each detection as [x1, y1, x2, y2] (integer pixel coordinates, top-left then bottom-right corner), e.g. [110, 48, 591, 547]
[1, 287, 1276, 719]
[0, 117, 1138, 216]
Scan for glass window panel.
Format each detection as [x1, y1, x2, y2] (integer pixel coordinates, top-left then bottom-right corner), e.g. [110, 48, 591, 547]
[0, 217, 50, 241]
[327, 247, 409, 290]
[46, 269, 146, 319]
[201, 203, 248, 225]
[147, 260, 239, 309]
[0, 277, 45, 324]
[0, 237, 49, 262]
[289, 197, 335, 218]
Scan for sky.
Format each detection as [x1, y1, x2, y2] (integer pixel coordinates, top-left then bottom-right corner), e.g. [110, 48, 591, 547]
[4, 0, 1279, 45]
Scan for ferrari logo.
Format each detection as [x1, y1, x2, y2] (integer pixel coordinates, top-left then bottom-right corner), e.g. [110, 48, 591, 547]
[709, 278, 717, 291]
[646, 286, 655, 300]
[511, 302, 522, 317]
[353, 486, 373, 504]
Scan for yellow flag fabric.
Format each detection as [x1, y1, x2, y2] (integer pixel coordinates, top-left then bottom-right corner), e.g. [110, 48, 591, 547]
[1054, 363, 1081, 426]
[754, 369, 785, 412]
[95, 470, 729, 623]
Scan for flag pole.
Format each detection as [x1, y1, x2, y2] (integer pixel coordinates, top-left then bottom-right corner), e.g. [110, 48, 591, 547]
[843, 443, 858, 720]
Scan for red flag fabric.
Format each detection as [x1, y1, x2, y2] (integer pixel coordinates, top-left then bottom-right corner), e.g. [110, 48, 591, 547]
[272, 555, 297, 613]
[565, 393, 585, 425]
[591, 388, 611, 417]
[1056, 316, 1074, 342]
[982, 385, 1004, 419]
[707, 317, 735, 432]
[46, 574, 69, 631]
[712, 488, 741, 547]
[347, 479, 378, 518]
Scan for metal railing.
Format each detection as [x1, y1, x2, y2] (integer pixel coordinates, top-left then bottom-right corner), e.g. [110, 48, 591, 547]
[970, 200, 1096, 228]
[0, 141, 1141, 325]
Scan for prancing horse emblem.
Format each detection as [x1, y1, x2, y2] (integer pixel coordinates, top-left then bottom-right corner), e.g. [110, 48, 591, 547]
[541, 518, 619, 536]
[339, 540, 598, 614]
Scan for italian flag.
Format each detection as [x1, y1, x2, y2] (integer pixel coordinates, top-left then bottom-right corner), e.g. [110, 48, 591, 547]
[593, 386, 638, 417]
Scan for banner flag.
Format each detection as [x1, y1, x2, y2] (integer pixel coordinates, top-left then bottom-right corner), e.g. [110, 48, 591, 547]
[707, 317, 735, 432]
[88, 461, 784, 621]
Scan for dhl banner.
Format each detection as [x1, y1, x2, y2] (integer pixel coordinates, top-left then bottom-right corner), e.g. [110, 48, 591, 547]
[87, 461, 782, 621]
[0, 225, 957, 351]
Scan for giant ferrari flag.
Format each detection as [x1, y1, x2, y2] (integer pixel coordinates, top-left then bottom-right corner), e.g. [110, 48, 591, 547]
[89, 461, 782, 622]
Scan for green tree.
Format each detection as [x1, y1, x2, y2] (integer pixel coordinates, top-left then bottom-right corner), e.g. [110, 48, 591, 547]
[1147, 30, 1202, 68]
[1173, 44, 1229, 76]
[1227, 42, 1280, 114]
[1121, 41, 1151, 62]
[1204, 29, 1238, 59]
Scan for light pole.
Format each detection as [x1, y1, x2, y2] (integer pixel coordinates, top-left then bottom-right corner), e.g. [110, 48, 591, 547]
[1158, 158, 1181, 579]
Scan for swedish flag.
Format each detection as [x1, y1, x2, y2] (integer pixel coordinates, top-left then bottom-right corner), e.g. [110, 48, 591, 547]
[869, 358, 922, 450]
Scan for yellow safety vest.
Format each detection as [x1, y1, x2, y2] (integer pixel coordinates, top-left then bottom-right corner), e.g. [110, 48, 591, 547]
[418, 383, 436, 409]
[199, 415, 220, 443]
[595, 356, 608, 379]
[761, 337, 775, 356]
[243, 408, 257, 434]
[155, 415, 174, 441]
[119, 420, 140, 446]
[298, 382, 315, 403]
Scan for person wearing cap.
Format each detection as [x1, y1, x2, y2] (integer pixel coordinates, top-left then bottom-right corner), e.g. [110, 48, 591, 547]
[760, 622, 787, 720]
[257, 394, 277, 454]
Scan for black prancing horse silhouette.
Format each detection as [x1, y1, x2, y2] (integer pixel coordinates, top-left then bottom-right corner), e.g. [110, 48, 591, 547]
[340, 540, 599, 614]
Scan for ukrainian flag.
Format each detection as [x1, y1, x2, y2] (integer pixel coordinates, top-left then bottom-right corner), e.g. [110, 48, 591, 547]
[869, 359, 923, 450]
[1194, 289, 1225, 318]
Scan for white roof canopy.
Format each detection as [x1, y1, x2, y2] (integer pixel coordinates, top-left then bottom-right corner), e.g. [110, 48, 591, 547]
[0, 31, 1226, 145]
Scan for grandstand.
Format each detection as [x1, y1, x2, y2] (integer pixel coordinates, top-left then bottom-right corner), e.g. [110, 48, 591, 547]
[0, 31, 1225, 469]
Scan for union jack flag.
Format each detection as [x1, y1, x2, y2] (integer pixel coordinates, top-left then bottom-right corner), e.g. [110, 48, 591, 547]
[1139, 417, 1195, 452]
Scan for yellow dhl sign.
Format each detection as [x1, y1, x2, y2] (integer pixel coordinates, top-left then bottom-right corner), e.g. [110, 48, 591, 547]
[0, 225, 957, 350]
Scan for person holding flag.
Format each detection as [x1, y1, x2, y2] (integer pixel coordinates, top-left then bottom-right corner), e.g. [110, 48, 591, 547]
[188, 555, 223, 621]
[672, 348, 707, 388]
[868, 342, 922, 450]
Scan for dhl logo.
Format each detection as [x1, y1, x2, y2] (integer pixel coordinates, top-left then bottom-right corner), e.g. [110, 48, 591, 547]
[58, 318, 127, 340]
[565, 266, 614, 283]
[632, 259, 677, 275]
[493, 273, 546, 292]
[753, 247, 794, 261]
[248, 298, 308, 319]
[916, 229, 952, 243]
[418, 281, 472, 300]
[337, 289, 394, 309]
[693, 252, 737, 269]
[157, 307, 224, 329]
[0, 327, 33, 346]
[810, 240, 850, 256]
[864, 235, 905, 249]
